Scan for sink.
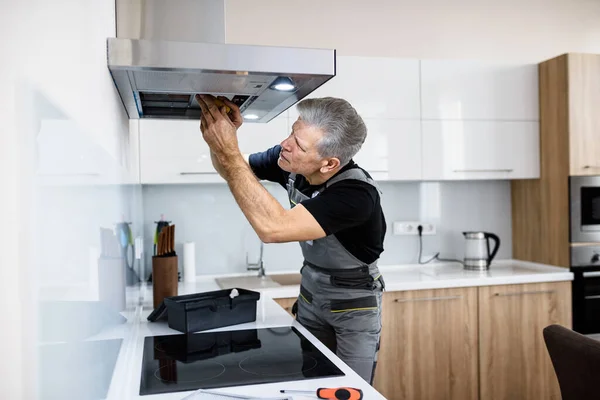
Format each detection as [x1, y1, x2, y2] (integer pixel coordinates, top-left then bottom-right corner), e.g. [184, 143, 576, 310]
[216, 276, 281, 290]
[215, 273, 302, 290]
[269, 273, 302, 286]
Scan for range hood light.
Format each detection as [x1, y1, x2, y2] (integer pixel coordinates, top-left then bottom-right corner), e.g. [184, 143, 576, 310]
[270, 77, 296, 92]
[244, 114, 260, 120]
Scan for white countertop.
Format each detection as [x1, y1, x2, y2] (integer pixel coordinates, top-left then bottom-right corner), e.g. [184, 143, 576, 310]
[87, 258, 572, 400]
[206, 259, 573, 300]
[97, 280, 386, 400]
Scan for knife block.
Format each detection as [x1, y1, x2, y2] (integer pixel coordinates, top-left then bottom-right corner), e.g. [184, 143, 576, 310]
[152, 256, 178, 309]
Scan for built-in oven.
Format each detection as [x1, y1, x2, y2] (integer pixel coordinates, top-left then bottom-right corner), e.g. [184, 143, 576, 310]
[570, 176, 600, 243]
[570, 245, 600, 334]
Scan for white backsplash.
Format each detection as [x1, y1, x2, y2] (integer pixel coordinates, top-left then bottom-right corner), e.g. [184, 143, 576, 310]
[142, 180, 512, 278]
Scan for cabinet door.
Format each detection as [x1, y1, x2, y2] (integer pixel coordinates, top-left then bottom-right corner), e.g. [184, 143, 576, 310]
[35, 119, 121, 186]
[354, 120, 421, 180]
[289, 56, 420, 120]
[478, 282, 571, 400]
[273, 297, 296, 317]
[139, 117, 287, 184]
[374, 287, 478, 400]
[422, 121, 540, 180]
[568, 54, 600, 176]
[140, 119, 221, 184]
[421, 60, 539, 121]
[237, 116, 288, 156]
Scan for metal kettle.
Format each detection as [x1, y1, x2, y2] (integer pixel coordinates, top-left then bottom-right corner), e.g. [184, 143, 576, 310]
[463, 232, 500, 271]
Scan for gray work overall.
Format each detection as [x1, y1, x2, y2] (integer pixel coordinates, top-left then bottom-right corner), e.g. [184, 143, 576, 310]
[287, 168, 384, 384]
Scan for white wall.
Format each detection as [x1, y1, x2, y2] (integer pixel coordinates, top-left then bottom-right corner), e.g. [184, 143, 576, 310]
[0, 4, 23, 396]
[142, 180, 513, 277]
[226, 0, 600, 61]
[1, 0, 139, 398]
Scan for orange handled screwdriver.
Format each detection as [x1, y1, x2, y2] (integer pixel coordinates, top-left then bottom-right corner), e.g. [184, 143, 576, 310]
[280, 387, 363, 400]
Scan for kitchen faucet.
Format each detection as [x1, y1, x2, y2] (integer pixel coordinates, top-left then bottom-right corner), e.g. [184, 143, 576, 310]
[246, 241, 265, 277]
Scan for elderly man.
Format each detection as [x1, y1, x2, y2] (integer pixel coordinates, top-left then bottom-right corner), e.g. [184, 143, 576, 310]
[197, 94, 386, 384]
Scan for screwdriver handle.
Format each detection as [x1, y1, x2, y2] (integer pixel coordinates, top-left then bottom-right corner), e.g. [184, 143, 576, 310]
[317, 387, 363, 400]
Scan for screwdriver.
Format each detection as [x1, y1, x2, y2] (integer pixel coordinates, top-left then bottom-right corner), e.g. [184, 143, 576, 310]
[280, 387, 363, 400]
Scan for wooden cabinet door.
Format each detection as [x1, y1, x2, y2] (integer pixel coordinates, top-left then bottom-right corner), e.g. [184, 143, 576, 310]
[373, 287, 478, 400]
[478, 281, 571, 400]
[568, 54, 600, 176]
[273, 297, 297, 317]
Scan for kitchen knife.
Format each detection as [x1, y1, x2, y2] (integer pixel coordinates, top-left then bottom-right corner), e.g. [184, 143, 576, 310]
[171, 225, 175, 255]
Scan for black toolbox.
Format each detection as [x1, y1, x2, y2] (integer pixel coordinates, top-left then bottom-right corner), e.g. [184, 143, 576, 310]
[148, 288, 261, 333]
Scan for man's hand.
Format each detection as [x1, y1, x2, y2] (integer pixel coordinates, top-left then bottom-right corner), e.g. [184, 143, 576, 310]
[196, 94, 243, 159]
[214, 95, 243, 129]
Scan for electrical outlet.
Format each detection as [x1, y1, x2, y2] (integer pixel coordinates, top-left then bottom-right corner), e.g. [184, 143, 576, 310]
[392, 221, 420, 235]
[392, 221, 436, 236]
[420, 223, 436, 235]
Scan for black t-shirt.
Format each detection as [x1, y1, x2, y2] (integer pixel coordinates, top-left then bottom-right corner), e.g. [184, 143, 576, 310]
[248, 145, 386, 264]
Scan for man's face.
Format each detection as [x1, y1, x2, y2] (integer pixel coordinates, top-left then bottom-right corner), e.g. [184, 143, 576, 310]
[278, 118, 326, 176]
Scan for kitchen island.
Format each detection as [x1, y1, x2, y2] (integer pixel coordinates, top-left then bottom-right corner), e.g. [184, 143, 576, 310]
[89, 259, 572, 399]
[94, 279, 386, 400]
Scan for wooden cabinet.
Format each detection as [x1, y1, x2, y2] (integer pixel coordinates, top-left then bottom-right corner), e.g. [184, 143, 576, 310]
[422, 121, 540, 180]
[275, 281, 572, 400]
[512, 53, 600, 267]
[478, 281, 571, 400]
[373, 287, 479, 400]
[273, 297, 297, 317]
[567, 54, 600, 176]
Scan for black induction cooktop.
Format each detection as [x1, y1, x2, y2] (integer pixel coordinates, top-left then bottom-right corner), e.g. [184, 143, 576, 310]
[139, 326, 345, 396]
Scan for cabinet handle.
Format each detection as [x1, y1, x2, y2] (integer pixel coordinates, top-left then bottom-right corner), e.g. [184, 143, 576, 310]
[38, 173, 101, 177]
[453, 168, 514, 173]
[583, 165, 600, 169]
[179, 172, 218, 175]
[584, 295, 600, 300]
[494, 290, 554, 297]
[394, 295, 462, 303]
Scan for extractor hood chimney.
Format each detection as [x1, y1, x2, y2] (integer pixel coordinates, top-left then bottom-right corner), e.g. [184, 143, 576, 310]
[107, 0, 336, 122]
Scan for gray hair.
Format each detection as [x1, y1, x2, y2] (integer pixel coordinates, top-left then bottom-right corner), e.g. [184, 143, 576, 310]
[296, 97, 367, 166]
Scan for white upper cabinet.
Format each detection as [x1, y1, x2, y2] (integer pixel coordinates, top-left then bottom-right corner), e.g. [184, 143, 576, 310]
[35, 119, 125, 186]
[136, 57, 542, 184]
[139, 117, 288, 184]
[355, 120, 422, 181]
[422, 121, 540, 180]
[420, 60, 539, 121]
[238, 116, 288, 156]
[289, 56, 421, 120]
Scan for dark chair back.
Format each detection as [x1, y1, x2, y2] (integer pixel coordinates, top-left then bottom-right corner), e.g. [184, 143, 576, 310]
[543, 324, 600, 400]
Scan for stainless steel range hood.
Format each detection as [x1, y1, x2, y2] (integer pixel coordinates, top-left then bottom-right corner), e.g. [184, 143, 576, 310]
[107, 0, 336, 122]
